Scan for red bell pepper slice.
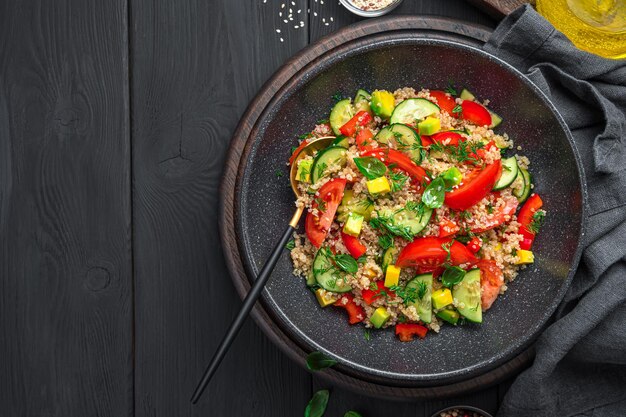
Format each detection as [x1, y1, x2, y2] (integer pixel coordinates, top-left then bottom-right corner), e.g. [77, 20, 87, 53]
[361, 281, 395, 305]
[466, 236, 482, 254]
[396, 237, 477, 273]
[355, 128, 374, 150]
[341, 232, 367, 259]
[438, 217, 460, 238]
[428, 90, 457, 116]
[460, 100, 492, 126]
[334, 293, 365, 324]
[444, 160, 502, 211]
[395, 323, 428, 342]
[361, 148, 430, 189]
[517, 193, 544, 250]
[339, 111, 372, 137]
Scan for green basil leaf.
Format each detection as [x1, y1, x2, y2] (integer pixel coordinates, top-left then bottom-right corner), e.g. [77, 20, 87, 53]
[442, 266, 466, 288]
[334, 254, 358, 274]
[422, 176, 446, 209]
[306, 351, 337, 371]
[344, 412, 363, 417]
[353, 157, 387, 180]
[305, 390, 330, 417]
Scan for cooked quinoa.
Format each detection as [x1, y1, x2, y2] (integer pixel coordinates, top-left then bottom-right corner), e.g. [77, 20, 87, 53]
[289, 87, 545, 341]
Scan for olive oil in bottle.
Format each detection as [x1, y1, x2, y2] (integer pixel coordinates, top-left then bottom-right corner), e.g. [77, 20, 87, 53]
[536, 0, 626, 59]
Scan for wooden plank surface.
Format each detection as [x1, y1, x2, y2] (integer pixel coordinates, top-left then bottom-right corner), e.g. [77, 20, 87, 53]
[130, 1, 312, 416]
[0, 1, 133, 416]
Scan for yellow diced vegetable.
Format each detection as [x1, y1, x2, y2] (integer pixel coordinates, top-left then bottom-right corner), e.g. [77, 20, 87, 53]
[494, 242, 502, 252]
[384, 265, 401, 287]
[370, 90, 395, 119]
[343, 212, 364, 237]
[370, 307, 391, 328]
[432, 288, 453, 309]
[515, 249, 535, 265]
[315, 288, 339, 307]
[296, 158, 313, 183]
[418, 117, 441, 135]
[366, 177, 391, 195]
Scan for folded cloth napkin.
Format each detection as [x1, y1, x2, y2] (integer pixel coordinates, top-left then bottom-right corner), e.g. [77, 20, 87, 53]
[483, 5, 626, 417]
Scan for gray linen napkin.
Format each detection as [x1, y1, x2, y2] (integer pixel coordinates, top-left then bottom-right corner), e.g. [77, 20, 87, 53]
[483, 5, 626, 417]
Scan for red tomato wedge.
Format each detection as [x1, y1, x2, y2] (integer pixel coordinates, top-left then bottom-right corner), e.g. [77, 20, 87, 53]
[361, 281, 395, 305]
[355, 128, 374, 150]
[461, 100, 492, 126]
[334, 293, 365, 324]
[288, 139, 310, 166]
[339, 110, 372, 137]
[428, 90, 457, 115]
[396, 237, 477, 273]
[518, 193, 544, 250]
[429, 131, 464, 146]
[445, 160, 502, 211]
[361, 148, 430, 189]
[438, 218, 460, 238]
[395, 323, 428, 342]
[469, 193, 519, 233]
[341, 232, 367, 259]
[304, 178, 347, 248]
[477, 259, 504, 311]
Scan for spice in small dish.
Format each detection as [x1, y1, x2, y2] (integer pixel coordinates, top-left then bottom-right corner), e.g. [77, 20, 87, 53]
[348, 0, 396, 11]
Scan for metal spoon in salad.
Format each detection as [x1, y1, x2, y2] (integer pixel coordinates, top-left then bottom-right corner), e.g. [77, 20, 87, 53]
[191, 136, 334, 404]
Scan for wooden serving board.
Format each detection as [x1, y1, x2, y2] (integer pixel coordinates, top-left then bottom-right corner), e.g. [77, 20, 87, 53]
[466, 0, 532, 18]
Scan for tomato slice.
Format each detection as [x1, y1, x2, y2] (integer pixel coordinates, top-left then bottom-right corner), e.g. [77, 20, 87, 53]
[339, 110, 372, 137]
[361, 148, 430, 189]
[429, 131, 464, 146]
[395, 323, 428, 342]
[466, 236, 482, 254]
[469, 192, 519, 233]
[396, 237, 477, 273]
[444, 160, 502, 211]
[461, 100, 492, 126]
[355, 128, 374, 150]
[428, 90, 457, 115]
[438, 218, 460, 238]
[518, 193, 543, 249]
[361, 281, 395, 305]
[477, 259, 504, 311]
[341, 232, 367, 259]
[334, 293, 365, 324]
[304, 178, 347, 248]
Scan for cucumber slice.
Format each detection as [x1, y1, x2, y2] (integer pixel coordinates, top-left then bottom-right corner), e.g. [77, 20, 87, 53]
[313, 248, 352, 293]
[390, 98, 440, 125]
[406, 274, 433, 323]
[453, 269, 482, 323]
[310, 146, 347, 184]
[375, 123, 423, 163]
[489, 110, 503, 128]
[331, 135, 349, 148]
[354, 89, 371, 112]
[379, 206, 433, 236]
[493, 157, 519, 190]
[329, 99, 355, 135]
[513, 167, 532, 203]
[381, 246, 398, 274]
[459, 88, 475, 101]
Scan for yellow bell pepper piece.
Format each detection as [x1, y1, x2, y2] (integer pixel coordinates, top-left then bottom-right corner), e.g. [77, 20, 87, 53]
[384, 265, 401, 287]
[432, 288, 453, 309]
[515, 249, 535, 265]
[315, 288, 340, 307]
[366, 177, 391, 195]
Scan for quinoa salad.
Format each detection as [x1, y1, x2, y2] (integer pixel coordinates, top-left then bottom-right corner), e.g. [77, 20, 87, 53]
[288, 86, 546, 342]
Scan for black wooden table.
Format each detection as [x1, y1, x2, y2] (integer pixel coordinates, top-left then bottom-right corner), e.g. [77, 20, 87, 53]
[0, 1, 518, 416]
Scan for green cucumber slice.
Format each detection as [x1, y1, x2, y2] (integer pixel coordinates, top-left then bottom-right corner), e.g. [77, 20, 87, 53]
[381, 246, 398, 274]
[331, 135, 349, 148]
[379, 206, 433, 236]
[375, 123, 423, 163]
[354, 89, 371, 112]
[310, 146, 347, 184]
[406, 274, 433, 323]
[313, 248, 352, 293]
[329, 99, 355, 135]
[459, 88, 475, 101]
[489, 110, 503, 128]
[390, 98, 440, 125]
[453, 269, 482, 323]
[513, 167, 532, 203]
[493, 156, 519, 190]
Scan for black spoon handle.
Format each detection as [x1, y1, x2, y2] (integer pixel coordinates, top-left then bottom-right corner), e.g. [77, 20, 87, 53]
[190, 224, 295, 404]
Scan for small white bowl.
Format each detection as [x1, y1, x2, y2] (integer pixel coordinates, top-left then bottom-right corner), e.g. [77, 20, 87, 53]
[339, 0, 404, 17]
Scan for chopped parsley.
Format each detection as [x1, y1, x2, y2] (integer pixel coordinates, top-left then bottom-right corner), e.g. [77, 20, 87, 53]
[314, 197, 327, 212]
[275, 169, 284, 178]
[528, 210, 546, 234]
[331, 91, 343, 102]
[285, 239, 296, 251]
[370, 212, 415, 241]
[452, 104, 462, 115]
[389, 170, 409, 192]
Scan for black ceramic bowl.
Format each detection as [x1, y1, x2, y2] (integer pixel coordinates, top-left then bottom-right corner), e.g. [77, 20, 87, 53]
[233, 36, 585, 386]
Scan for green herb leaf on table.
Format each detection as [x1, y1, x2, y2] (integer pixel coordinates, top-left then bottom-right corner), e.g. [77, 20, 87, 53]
[344, 412, 364, 417]
[353, 157, 387, 180]
[363, 328, 371, 341]
[442, 266, 466, 287]
[306, 351, 337, 371]
[305, 390, 330, 417]
[285, 239, 296, 251]
[422, 176, 446, 209]
[334, 254, 358, 274]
